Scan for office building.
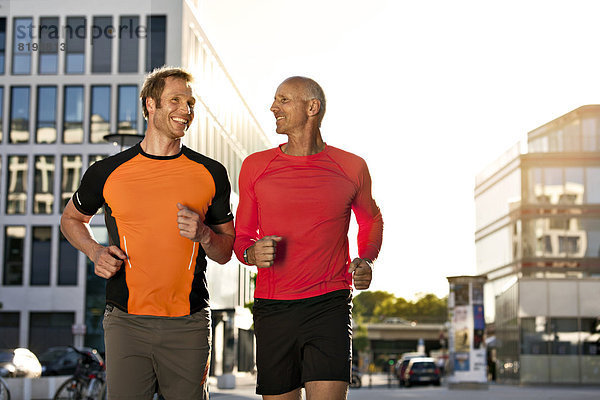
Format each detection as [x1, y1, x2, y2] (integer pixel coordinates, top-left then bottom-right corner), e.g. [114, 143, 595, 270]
[0, 0, 271, 377]
[474, 105, 600, 384]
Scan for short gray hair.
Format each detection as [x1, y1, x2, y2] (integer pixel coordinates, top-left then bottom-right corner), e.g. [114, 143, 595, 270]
[283, 76, 326, 121]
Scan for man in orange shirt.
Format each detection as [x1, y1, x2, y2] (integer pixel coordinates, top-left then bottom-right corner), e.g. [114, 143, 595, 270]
[61, 67, 234, 399]
[234, 76, 383, 400]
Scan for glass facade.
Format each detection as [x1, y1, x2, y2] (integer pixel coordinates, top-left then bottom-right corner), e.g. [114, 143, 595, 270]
[61, 155, 82, 211]
[117, 85, 137, 134]
[10, 86, 30, 143]
[63, 86, 84, 143]
[12, 17, 32, 75]
[30, 226, 52, 285]
[146, 15, 166, 72]
[0, 86, 3, 142]
[38, 17, 59, 74]
[90, 86, 111, 143]
[36, 86, 57, 143]
[6, 155, 28, 214]
[3, 226, 26, 285]
[58, 232, 78, 286]
[29, 312, 74, 355]
[0, 9, 265, 373]
[0, 18, 6, 74]
[0, 313, 20, 348]
[92, 17, 112, 73]
[119, 16, 139, 73]
[478, 105, 600, 384]
[65, 17, 86, 74]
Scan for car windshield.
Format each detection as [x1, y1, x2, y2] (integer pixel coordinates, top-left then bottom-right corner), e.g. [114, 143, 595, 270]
[0, 350, 14, 362]
[412, 362, 436, 371]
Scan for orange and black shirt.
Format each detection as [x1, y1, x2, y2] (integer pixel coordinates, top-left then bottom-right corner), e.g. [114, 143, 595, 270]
[73, 143, 233, 317]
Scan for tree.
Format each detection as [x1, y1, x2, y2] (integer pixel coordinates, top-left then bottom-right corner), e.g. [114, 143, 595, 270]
[353, 291, 448, 324]
[352, 291, 395, 322]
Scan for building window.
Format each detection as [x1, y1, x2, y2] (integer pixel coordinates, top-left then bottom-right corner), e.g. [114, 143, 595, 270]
[33, 155, 55, 214]
[36, 86, 57, 143]
[6, 155, 28, 214]
[10, 86, 30, 144]
[587, 167, 600, 204]
[58, 232, 78, 286]
[61, 155, 82, 211]
[145, 15, 166, 72]
[31, 226, 52, 286]
[0, 313, 20, 348]
[3, 226, 26, 286]
[582, 117, 600, 152]
[92, 17, 112, 73]
[90, 86, 111, 143]
[0, 86, 4, 142]
[549, 318, 578, 355]
[521, 316, 549, 354]
[29, 312, 74, 355]
[12, 17, 32, 74]
[65, 17, 86, 74]
[581, 217, 600, 258]
[89, 154, 107, 167]
[117, 85, 138, 134]
[63, 86, 84, 143]
[0, 18, 6, 74]
[38, 17, 59, 74]
[119, 16, 139, 73]
[581, 318, 600, 356]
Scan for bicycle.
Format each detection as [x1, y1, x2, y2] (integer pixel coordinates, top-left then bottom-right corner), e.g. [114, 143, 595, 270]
[0, 376, 10, 400]
[53, 346, 106, 400]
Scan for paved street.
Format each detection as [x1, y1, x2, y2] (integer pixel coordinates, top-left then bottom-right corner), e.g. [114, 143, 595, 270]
[208, 373, 600, 400]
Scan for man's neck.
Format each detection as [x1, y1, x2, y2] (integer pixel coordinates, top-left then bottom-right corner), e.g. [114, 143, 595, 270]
[140, 130, 182, 156]
[282, 129, 325, 156]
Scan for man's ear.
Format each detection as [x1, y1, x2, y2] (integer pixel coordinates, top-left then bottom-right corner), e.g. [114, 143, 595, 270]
[146, 97, 156, 115]
[307, 99, 321, 117]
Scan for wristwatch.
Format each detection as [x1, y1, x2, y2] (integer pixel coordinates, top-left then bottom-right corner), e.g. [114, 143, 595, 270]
[243, 248, 249, 264]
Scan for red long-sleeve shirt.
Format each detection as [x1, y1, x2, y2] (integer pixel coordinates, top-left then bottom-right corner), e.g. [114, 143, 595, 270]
[234, 144, 383, 300]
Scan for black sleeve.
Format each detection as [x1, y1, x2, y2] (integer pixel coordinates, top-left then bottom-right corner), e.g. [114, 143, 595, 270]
[72, 145, 139, 216]
[72, 161, 106, 216]
[205, 161, 234, 225]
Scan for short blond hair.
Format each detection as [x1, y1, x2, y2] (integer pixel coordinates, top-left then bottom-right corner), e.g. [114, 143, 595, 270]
[140, 66, 194, 119]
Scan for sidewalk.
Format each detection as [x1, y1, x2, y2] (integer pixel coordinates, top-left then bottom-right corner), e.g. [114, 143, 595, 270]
[208, 373, 260, 399]
[206, 373, 600, 400]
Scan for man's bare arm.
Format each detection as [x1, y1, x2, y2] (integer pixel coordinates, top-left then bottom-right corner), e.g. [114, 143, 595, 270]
[60, 199, 127, 279]
[177, 203, 234, 264]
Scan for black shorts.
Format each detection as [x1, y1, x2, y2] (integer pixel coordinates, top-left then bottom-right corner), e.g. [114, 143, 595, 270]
[253, 289, 352, 395]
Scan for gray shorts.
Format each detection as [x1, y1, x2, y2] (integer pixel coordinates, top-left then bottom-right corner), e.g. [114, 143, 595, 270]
[102, 305, 211, 400]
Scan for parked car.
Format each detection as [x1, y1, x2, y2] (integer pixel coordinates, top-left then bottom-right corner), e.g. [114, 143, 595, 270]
[394, 352, 425, 386]
[38, 346, 100, 376]
[403, 357, 441, 387]
[0, 348, 42, 378]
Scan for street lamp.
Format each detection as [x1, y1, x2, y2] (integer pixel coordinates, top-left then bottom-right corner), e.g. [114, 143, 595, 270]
[103, 133, 145, 151]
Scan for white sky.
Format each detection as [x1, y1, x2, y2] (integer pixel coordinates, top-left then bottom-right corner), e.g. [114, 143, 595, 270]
[198, 0, 600, 300]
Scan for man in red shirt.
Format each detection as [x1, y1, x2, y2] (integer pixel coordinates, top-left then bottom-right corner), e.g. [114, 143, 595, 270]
[234, 76, 383, 399]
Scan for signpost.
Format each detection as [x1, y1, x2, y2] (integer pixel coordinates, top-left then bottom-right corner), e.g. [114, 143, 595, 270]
[446, 275, 488, 389]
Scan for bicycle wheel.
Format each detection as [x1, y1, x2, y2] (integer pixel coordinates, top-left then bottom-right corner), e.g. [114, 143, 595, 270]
[53, 377, 85, 400]
[96, 380, 107, 400]
[0, 377, 10, 400]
